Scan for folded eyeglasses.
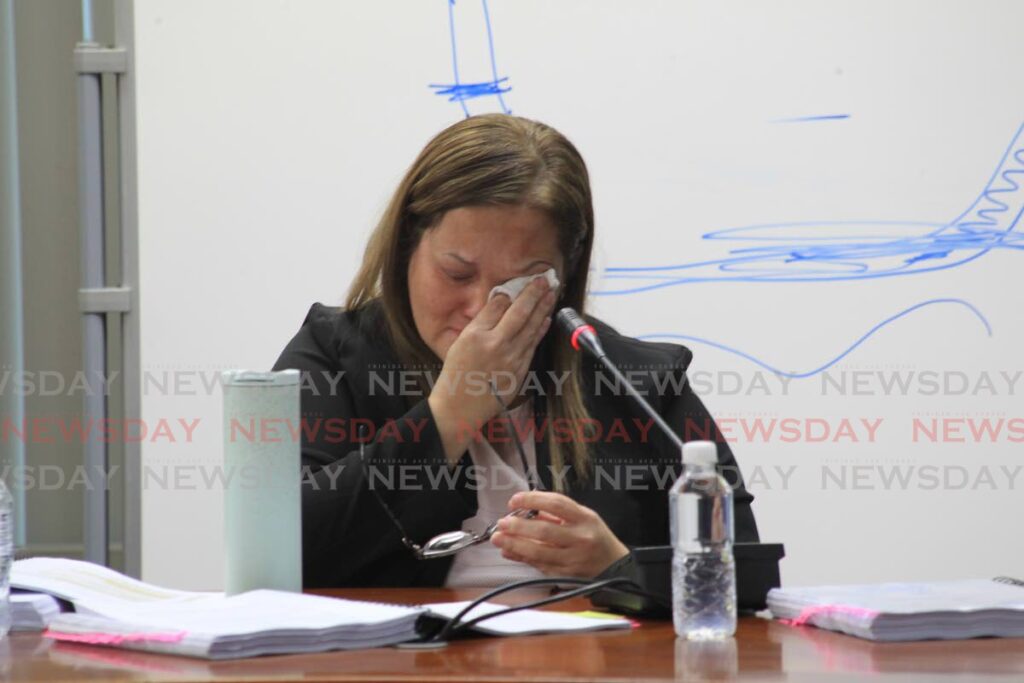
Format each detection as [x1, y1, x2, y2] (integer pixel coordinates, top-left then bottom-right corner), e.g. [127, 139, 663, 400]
[358, 385, 541, 559]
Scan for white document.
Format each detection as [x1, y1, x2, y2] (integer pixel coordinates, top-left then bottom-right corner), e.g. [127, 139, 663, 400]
[423, 601, 631, 636]
[11, 557, 214, 616]
[13, 558, 633, 659]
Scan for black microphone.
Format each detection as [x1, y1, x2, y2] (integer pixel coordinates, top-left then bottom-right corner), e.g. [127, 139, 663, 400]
[556, 307, 685, 455]
[555, 308, 605, 357]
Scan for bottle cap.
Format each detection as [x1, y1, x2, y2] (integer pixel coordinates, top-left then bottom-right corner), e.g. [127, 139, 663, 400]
[682, 440, 717, 467]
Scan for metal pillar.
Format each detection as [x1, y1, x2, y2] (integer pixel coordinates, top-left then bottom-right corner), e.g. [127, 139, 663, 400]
[112, 0, 140, 579]
[0, 0, 26, 547]
[75, 6, 129, 566]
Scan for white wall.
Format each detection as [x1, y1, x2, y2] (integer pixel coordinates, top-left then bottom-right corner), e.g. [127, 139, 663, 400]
[132, 0, 1024, 589]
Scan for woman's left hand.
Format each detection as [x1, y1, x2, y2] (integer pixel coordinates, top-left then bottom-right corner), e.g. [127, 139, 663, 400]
[490, 491, 629, 578]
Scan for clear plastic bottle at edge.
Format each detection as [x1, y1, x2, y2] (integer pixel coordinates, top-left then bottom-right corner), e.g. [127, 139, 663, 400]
[0, 479, 12, 639]
[670, 440, 736, 640]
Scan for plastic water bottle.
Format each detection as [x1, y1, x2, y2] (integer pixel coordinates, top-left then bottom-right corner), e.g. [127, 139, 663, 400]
[670, 441, 736, 639]
[0, 479, 13, 639]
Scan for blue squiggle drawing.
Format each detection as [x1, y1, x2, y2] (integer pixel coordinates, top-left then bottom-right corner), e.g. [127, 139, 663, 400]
[639, 299, 991, 379]
[594, 122, 1024, 296]
[772, 114, 851, 123]
[430, 0, 511, 116]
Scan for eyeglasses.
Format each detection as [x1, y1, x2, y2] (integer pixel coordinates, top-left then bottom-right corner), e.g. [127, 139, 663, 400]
[359, 382, 541, 560]
[400, 507, 539, 560]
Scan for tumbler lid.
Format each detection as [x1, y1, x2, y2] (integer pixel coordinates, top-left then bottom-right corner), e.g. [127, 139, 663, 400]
[221, 369, 299, 386]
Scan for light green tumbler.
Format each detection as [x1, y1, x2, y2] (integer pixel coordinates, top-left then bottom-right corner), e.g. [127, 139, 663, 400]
[222, 370, 302, 595]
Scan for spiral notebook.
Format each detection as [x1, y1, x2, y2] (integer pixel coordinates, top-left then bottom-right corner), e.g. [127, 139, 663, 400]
[11, 558, 629, 659]
[767, 577, 1024, 641]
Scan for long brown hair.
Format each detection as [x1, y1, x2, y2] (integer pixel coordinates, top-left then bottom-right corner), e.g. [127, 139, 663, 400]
[347, 114, 596, 486]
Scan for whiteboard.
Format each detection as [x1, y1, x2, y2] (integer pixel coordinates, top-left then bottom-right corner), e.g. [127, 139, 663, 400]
[131, 0, 1024, 589]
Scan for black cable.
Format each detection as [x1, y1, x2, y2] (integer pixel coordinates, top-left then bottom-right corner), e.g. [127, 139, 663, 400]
[444, 578, 639, 638]
[432, 577, 590, 642]
[430, 576, 661, 642]
[438, 576, 594, 639]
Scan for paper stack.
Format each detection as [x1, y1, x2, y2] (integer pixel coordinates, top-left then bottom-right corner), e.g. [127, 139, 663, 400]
[10, 592, 63, 631]
[768, 578, 1024, 641]
[10, 557, 631, 659]
[45, 590, 425, 659]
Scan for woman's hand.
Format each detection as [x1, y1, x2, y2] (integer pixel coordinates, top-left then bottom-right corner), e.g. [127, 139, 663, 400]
[490, 491, 629, 578]
[428, 278, 555, 464]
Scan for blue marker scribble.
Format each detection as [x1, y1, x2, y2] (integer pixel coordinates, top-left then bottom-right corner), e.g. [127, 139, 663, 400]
[639, 299, 991, 379]
[594, 122, 1024, 295]
[430, 0, 511, 116]
[772, 114, 851, 123]
[430, 78, 511, 107]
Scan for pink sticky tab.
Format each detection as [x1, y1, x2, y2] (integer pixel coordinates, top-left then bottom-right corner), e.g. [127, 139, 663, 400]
[44, 628, 187, 646]
[780, 604, 879, 627]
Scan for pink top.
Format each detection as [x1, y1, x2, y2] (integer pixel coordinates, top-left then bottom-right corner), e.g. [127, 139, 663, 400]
[445, 399, 546, 588]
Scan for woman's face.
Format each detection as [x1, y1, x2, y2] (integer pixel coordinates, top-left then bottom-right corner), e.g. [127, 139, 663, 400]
[407, 204, 565, 360]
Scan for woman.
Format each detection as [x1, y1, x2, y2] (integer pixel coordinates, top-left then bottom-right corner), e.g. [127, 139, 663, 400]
[274, 114, 758, 588]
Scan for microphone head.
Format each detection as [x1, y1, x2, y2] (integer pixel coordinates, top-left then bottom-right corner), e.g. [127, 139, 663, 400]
[555, 307, 586, 335]
[555, 307, 604, 356]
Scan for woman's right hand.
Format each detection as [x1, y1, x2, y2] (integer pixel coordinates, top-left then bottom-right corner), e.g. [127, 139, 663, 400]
[428, 277, 556, 464]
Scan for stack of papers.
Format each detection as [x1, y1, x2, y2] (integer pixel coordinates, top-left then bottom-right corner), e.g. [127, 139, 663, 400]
[11, 556, 213, 616]
[11, 557, 631, 659]
[768, 578, 1024, 641]
[10, 592, 63, 631]
[45, 590, 425, 659]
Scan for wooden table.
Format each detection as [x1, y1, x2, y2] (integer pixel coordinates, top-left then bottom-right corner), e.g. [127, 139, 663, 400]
[4, 587, 1024, 681]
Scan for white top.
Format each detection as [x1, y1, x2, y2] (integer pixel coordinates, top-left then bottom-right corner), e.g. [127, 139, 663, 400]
[682, 440, 717, 467]
[445, 399, 546, 588]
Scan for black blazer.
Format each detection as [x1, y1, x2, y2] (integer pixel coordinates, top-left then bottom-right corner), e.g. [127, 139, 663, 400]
[273, 302, 758, 588]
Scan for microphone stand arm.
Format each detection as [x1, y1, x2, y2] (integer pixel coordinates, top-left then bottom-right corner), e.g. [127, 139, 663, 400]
[593, 352, 687, 458]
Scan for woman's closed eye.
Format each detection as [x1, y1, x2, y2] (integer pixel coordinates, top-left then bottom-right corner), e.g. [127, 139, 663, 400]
[443, 269, 474, 283]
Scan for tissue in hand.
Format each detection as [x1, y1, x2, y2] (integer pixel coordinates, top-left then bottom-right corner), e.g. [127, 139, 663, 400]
[488, 268, 559, 302]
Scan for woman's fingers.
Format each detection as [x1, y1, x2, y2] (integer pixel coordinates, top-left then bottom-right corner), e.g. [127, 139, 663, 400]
[497, 513, 573, 547]
[536, 316, 552, 342]
[495, 494, 630, 577]
[531, 510, 563, 524]
[498, 546, 528, 564]
[483, 282, 555, 397]
[491, 531, 565, 569]
[494, 278, 554, 340]
[519, 288, 556, 346]
[435, 278, 555, 427]
[469, 293, 512, 331]
[496, 545, 561, 576]
[508, 491, 589, 524]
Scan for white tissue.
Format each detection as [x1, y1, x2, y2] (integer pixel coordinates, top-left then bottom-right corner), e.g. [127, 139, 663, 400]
[488, 268, 560, 302]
